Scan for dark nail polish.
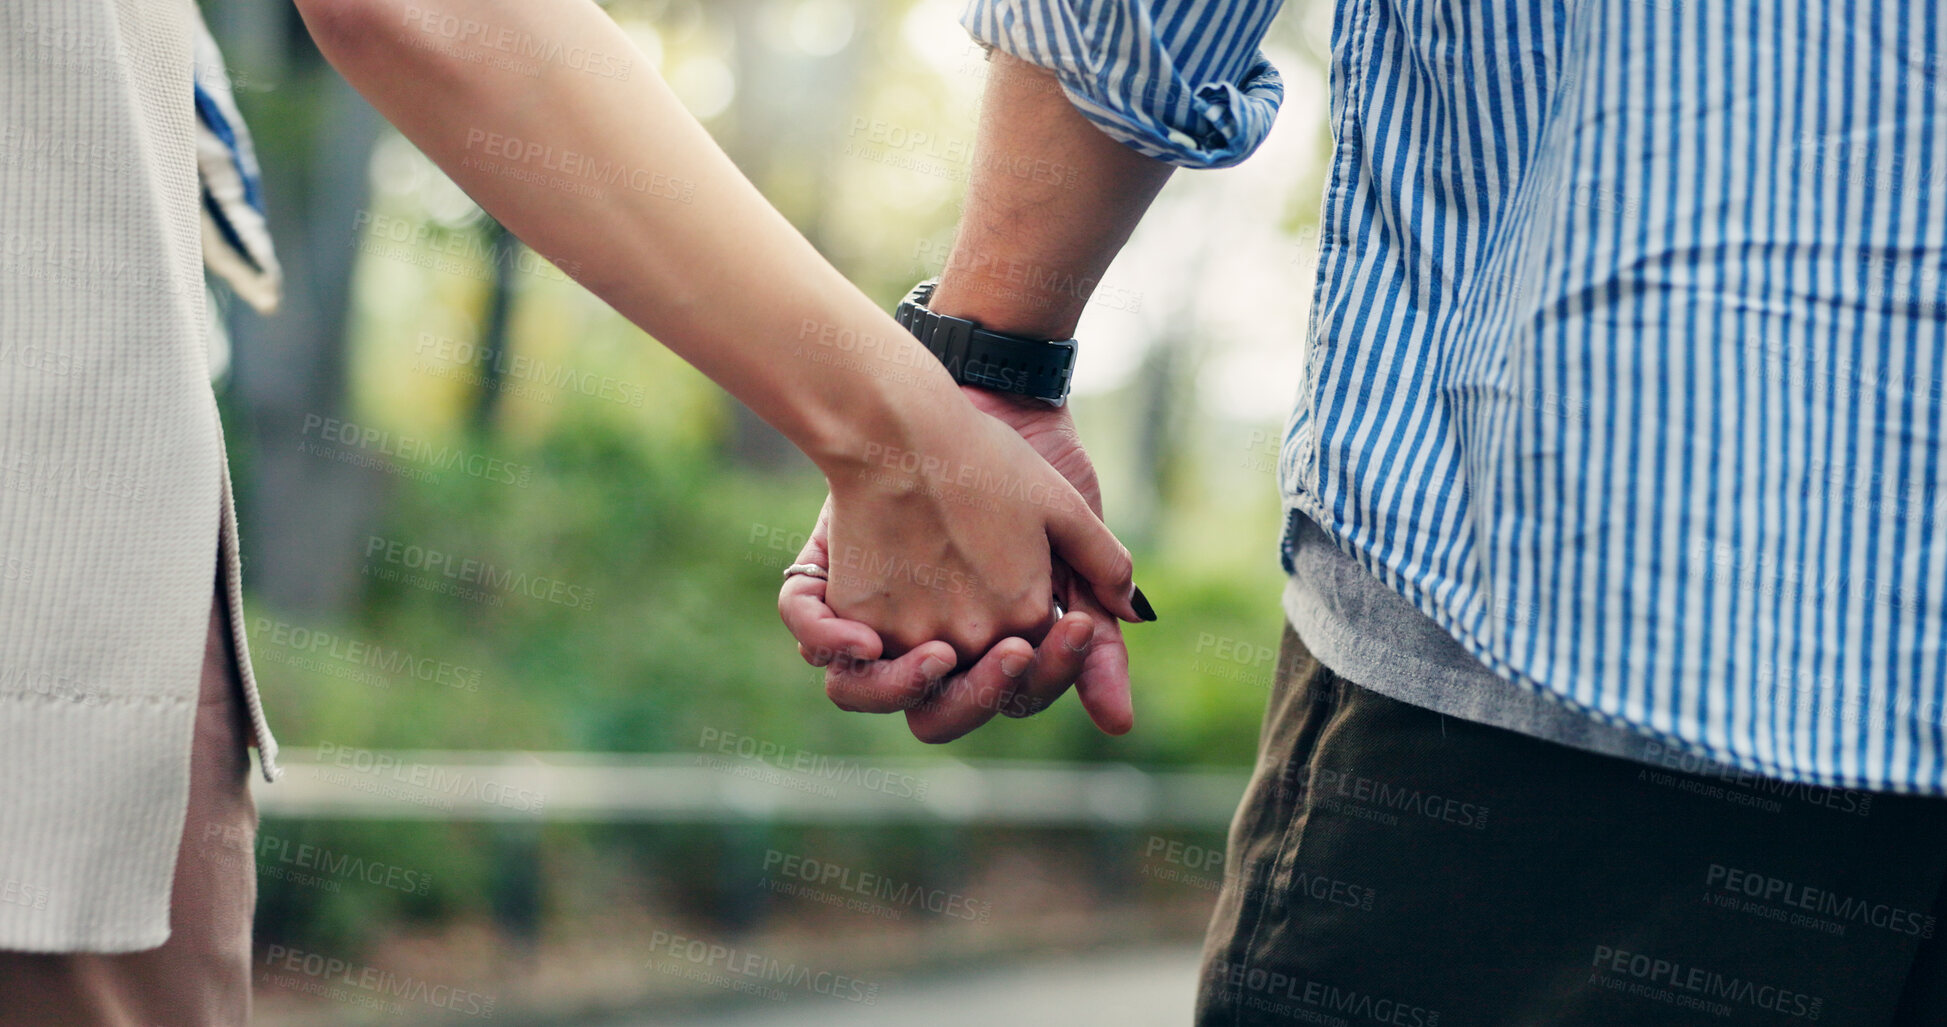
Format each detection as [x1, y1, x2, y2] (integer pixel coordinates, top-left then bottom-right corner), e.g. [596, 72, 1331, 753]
[1132, 585, 1158, 622]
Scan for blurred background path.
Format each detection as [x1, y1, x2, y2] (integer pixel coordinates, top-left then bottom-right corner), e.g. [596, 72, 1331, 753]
[603, 945, 1203, 1027]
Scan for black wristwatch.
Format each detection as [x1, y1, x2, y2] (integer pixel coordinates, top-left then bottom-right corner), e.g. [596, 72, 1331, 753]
[893, 279, 1077, 405]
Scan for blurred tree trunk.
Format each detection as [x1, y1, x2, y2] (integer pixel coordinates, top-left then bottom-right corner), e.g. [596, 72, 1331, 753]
[1126, 329, 1184, 553]
[470, 219, 518, 433]
[213, 2, 388, 617]
[717, 0, 867, 473]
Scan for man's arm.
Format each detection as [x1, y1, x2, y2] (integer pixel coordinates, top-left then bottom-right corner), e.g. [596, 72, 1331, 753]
[925, 52, 1175, 339]
[784, 0, 1284, 740]
[914, 52, 1179, 740]
[783, 53, 1179, 742]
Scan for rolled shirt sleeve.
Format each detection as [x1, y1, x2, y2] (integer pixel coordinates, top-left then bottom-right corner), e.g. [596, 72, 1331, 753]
[961, 0, 1286, 169]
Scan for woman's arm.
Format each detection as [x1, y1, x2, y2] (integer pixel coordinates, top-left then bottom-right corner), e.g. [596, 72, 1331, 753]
[291, 0, 1142, 658]
[297, 0, 926, 466]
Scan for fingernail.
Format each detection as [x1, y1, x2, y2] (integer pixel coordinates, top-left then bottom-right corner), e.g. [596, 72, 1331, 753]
[1132, 586, 1158, 622]
[1063, 621, 1091, 653]
[1000, 653, 1030, 678]
[920, 655, 952, 680]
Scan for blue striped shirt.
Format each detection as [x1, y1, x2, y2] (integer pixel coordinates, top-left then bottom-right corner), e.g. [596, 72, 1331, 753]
[960, 0, 1286, 168]
[968, 0, 1947, 794]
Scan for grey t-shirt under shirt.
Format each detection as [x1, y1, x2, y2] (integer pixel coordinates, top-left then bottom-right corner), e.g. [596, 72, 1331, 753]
[1281, 514, 1652, 763]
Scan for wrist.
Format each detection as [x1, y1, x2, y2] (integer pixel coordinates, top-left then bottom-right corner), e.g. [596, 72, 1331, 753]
[927, 270, 1086, 340]
[803, 371, 971, 486]
[960, 383, 1053, 421]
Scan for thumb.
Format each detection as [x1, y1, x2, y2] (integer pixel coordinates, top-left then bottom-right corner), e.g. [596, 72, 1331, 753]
[1042, 480, 1144, 625]
[1056, 563, 1134, 734]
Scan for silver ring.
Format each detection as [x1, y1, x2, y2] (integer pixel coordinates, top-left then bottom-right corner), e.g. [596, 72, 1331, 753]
[782, 563, 829, 581]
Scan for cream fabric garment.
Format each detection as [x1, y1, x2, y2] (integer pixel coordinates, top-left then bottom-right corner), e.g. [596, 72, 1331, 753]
[1, 0, 277, 953]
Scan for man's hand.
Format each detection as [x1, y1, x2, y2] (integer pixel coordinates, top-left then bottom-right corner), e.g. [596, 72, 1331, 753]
[957, 387, 1133, 734]
[779, 389, 1133, 742]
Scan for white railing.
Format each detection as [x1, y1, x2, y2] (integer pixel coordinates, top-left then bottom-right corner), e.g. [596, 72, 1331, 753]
[253, 750, 1251, 828]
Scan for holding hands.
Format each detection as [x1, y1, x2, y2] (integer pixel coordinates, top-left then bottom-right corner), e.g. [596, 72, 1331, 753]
[298, 0, 1170, 745]
[782, 388, 1151, 742]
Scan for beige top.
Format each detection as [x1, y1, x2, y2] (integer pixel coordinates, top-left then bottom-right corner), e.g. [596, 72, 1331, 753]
[0, 0, 278, 952]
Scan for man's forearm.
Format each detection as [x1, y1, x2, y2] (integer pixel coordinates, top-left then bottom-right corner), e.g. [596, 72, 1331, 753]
[927, 53, 1175, 339]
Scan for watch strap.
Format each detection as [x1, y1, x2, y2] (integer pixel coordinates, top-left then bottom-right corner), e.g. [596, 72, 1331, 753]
[894, 280, 1076, 405]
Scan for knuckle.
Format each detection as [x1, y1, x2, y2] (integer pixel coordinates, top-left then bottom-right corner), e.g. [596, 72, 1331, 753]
[881, 629, 926, 661]
[1005, 598, 1051, 633]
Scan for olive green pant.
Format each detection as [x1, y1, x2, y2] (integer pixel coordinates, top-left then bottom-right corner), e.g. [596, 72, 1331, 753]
[1199, 626, 1947, 1026]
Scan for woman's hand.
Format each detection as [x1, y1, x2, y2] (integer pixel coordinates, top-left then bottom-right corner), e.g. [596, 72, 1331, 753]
[781, 390, 1144, 741]
[818, 404, 1140, 668]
